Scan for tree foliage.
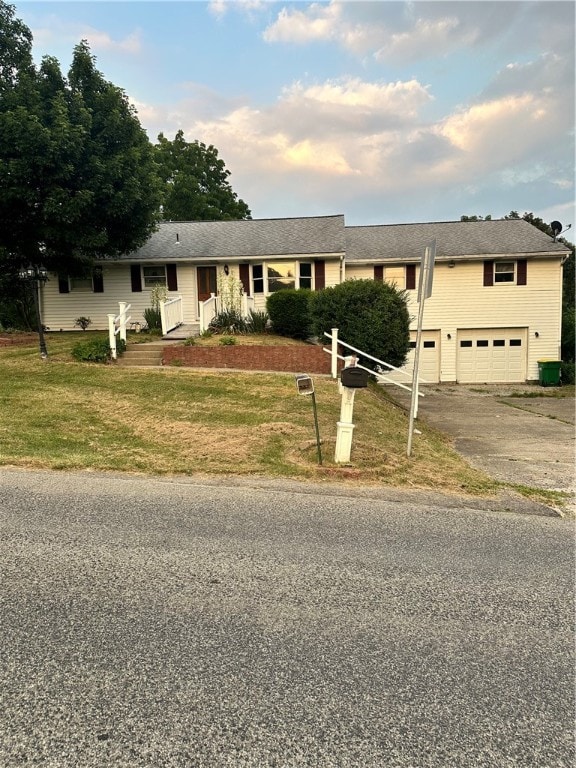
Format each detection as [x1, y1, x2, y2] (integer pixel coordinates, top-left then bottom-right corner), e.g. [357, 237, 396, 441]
[310, 280, 410, 370]
[0, 3, 161, 279]
[154, 130, 251, 221]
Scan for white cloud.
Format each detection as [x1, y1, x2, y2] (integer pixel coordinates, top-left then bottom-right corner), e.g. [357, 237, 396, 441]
[262, 2, 483, 61]
[209, 0, 267, 21]
[374, 15, 478, 62]
[133, 65, 572, 217]
[263, 2, 343, 44]
[32, 19, 143, 55]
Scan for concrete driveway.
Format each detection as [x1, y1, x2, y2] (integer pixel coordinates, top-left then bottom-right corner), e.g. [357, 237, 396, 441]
[384, 384, 575, 500]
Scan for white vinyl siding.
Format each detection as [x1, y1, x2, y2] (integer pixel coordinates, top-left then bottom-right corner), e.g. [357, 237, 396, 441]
[400, 259, 562, 382]
[324, 259, 341, 288]
[344, 265, 373, 281]
[385, 266, 405, 287]
[41, 264, 194, 331]
[344, 264, 406, 288]
[384, 331, 441, 385]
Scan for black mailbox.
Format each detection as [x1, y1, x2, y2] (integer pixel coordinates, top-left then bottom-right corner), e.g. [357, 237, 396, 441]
[340, 366, 369, 389]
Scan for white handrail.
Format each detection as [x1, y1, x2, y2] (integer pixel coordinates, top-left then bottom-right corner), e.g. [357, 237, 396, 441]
[323, 328, 427, 396]
[160, 295, 183, 335]
[199, 293, 218, 333]
[108, 301, 131, 360]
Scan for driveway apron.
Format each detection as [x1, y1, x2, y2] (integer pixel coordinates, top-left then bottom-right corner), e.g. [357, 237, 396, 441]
[385, 384, 575, 496]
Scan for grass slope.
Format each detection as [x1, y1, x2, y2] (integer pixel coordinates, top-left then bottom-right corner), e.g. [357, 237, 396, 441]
[0, 333, 497, 495]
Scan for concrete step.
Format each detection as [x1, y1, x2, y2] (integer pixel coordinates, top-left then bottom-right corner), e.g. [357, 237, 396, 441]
[116, 344, 165, 367]
[163, 323, 200, 340]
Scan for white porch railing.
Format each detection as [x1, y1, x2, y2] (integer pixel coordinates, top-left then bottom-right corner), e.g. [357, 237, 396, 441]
[108, 302, 131, 360]
[160, 295, 183, 336]
[241, 293, 255, 318]
[323, 328, 427, 398]
[198, 293, 256, 333]
[199, 293, 218, 333]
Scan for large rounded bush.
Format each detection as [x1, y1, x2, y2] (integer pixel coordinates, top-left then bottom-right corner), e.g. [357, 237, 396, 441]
[266, 289, 312, 339]
[310, 279, 410, 369]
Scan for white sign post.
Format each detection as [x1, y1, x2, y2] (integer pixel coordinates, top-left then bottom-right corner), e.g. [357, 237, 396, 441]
[407, 240, 436, 457]
[295, 374, 322, 465]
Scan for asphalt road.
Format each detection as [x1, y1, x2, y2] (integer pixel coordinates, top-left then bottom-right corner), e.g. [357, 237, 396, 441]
[1, 469, 574, 768]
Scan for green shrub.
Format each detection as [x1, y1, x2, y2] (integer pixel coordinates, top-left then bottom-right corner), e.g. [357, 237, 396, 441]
[266, 289, 312, 339]
[184, 336, 196, 346]
[74, 316, 92, 331]
[246, 309, 270, 334]
[116, 338, 126, 356]
[71, 337, 111, 363]
[143, 307, 162, 331]
[209, 310, 247, 334]
[310, 279, 410, 370]
[200, 329, 213, 339]
[219, 336, 237, 346]
[561, 360, 575, 385]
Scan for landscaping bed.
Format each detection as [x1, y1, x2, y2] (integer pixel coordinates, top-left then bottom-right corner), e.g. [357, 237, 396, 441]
[0, 332, 38, 347]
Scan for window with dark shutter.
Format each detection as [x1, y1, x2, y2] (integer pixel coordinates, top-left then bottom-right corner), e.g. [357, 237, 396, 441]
[239, 264, 250, 295]
[93, 267, 104, 293]
[253, 264, 264, 294]
[166, 264, 178, 291]
[374, 265, 383, 281]
[58, 275, 69, 294]
[406, 264, 416, 290]
[517, 259, 527, 285]
[314, 261, 325, 290]
[483, 260, 494, 286]
[130, 265, 142, 292]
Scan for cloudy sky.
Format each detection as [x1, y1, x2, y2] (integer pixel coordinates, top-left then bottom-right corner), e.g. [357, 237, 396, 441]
[13, 1, 576, 232]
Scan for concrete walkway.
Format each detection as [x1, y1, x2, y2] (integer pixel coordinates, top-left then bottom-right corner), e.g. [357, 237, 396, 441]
[384, 384, 575, 499]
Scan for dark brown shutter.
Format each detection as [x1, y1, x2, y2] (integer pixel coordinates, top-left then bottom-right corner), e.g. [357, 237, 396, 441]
[239, 263, 250, 296]
[166, 263, 178, 291]
[130, 264, 142, 292]
[406, 264, 416, 290]
[58, 275, 69, 294]
[483, 260, 494, 286]
[92, 267, 104, 293]
[374, 265, 384, 281]
[517, 259, 527, 285]
[314, 260, 325, 290]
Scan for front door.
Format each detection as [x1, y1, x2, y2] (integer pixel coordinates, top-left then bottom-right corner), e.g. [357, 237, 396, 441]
[197, 266, 217, 302]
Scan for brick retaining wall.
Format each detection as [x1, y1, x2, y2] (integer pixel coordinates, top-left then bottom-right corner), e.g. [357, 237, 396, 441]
[162, 344, 335, 374]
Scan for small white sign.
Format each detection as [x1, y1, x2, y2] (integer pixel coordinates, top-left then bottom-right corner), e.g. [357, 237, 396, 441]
[295, 374, 314, 395]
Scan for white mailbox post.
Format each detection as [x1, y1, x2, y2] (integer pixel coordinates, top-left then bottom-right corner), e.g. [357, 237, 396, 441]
[335, 356, 369, 464]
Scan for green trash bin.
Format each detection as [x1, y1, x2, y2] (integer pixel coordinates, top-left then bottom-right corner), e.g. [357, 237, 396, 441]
[537, 360, 562, 387]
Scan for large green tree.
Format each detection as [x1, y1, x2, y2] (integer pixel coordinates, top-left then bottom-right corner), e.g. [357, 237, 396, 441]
[154, 130, 251, 221]
[0, 3, 161, 278]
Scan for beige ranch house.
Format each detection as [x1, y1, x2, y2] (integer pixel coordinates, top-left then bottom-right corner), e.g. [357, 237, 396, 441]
[41, 215, 570, 384]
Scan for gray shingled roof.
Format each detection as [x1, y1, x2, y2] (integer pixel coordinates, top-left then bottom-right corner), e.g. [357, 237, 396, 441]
[124, 215, 346, 261]
[345, 219, 570, 263]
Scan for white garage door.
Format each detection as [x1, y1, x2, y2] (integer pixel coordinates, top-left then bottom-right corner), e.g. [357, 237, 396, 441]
[457, 328, 527, 383]
[384, 330, 441, 385]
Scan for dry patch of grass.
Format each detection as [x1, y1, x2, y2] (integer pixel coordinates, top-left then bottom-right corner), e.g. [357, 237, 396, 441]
[0, 334, 497, 496]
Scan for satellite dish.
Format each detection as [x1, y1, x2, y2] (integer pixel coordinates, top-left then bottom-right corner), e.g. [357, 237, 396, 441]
[551, 221, 562, 238]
